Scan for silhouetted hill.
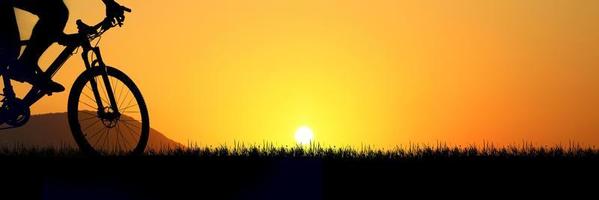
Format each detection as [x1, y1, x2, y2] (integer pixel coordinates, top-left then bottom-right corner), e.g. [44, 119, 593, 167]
[0, 112, 182, 151]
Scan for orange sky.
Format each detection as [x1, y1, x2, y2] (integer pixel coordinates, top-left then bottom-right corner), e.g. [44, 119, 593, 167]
[12, 0, 599, 148]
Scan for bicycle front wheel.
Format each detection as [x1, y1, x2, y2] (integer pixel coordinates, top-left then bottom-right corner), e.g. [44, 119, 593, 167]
[68, 66, 149, 155]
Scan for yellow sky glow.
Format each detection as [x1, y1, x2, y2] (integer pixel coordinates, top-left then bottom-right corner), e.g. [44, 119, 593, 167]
[11, 0, 599, 148]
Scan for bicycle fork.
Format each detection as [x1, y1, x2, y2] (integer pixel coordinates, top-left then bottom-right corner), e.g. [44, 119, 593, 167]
[83, 47, 120, 116]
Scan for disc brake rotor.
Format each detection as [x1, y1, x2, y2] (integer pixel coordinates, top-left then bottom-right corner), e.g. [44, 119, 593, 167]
[100, 106, 120, 128]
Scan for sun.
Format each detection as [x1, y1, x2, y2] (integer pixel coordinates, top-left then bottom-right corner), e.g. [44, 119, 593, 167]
[294, 126, 314, 145]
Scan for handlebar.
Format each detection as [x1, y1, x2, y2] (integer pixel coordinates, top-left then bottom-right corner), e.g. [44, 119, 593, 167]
[55, 5, 130, 47]
[76, 5, 132, 39]
[121, 6, 132, 13]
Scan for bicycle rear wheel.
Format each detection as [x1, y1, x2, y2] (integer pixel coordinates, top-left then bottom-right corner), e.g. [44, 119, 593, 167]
[68, 66, 149, 155]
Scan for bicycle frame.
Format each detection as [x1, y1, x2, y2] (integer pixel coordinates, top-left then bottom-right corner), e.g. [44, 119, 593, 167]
[2, 37, 120, 117]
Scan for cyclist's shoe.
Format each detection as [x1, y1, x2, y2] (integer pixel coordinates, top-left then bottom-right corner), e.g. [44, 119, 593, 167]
[32, 77, 65, 93]
[8, 63, 65, 93]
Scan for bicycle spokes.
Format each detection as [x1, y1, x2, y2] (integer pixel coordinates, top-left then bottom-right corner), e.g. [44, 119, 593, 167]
[77, 73, 143, 154]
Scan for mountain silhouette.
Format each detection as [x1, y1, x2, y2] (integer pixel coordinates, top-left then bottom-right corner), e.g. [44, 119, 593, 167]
[0, 112, 182, 151]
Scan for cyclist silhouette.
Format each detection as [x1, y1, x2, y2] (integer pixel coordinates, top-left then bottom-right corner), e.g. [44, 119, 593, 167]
[0, 1, 148, 155]
[0, 0, 127, 93]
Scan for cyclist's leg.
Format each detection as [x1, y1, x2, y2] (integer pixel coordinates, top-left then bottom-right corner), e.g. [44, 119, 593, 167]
[12, 0, 67, 92]
[14, 0, 68, 68]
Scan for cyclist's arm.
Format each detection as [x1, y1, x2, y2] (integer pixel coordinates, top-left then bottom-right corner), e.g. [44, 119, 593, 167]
[100, 0, 129, 28]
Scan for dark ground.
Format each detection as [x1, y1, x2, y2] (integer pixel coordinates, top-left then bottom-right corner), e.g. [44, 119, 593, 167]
[0, 155, 597, 199]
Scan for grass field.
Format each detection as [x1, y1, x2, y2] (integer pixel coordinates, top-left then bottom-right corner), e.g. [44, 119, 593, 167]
[1, 142, 598, 160]
[162, 142, 599, 160]
[0, 143, 597, 199]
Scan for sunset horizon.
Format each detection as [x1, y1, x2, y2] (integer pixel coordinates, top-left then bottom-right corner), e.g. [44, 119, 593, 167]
[1, 0, 598, 198]
[10, 0, 599, 149]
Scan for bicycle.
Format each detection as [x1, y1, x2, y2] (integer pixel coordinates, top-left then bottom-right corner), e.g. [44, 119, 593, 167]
[0, 7, 149, 155]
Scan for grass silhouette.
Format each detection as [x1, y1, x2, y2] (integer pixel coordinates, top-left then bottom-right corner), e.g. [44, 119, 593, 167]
[0, 142, 597, 199]
[0, 141, 597, 160]
[150, 142, 599, 160]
